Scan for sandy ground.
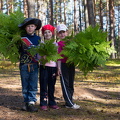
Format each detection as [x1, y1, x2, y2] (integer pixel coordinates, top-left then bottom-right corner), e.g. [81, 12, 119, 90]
[0, 67, 120, 120]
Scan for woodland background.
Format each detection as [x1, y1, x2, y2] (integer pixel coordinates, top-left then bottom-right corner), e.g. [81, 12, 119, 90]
[0, 0, 120, 59]
[0, 1, 120, 120]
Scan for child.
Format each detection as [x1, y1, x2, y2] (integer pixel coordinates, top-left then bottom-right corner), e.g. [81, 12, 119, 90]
[57, 24, 80, 109]
[18, 18, 41, 112]
[39, 24, 59, 110]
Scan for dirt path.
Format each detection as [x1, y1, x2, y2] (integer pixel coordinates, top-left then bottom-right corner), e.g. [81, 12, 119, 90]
[0, 66, 120, 120]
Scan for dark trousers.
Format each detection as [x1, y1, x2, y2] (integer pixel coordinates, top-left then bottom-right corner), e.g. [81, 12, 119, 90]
[60, 63, 75, 107]
[39, 65, 57, 106]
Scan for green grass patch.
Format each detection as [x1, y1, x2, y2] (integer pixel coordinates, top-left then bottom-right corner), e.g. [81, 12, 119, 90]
[106, 59, 120, 66]
[0, 60, 18, 69]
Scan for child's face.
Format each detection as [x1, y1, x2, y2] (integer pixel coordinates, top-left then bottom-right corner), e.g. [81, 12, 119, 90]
[57, 30, 68, 39]
[25, 24, 37, 35]
[44, 30, 52, 40]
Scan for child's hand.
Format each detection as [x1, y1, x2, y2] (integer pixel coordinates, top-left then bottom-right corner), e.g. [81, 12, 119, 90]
[57, 68, 61, 76]
[42, 55, 46, 59]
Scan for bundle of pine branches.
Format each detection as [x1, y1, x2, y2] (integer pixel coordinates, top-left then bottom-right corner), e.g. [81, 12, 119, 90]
[61, 25, 114, 75]
[0, 10, 25, 63]
[28, 39, 62, 65]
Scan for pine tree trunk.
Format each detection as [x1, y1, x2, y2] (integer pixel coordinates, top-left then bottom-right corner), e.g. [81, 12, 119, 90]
[49, 0, 53, 25]
[74, 0, 77, 33]
[93, 0, 96, 24]
[60, 0, 62, 23]
[118, 1, 120, 39]
[26, 0, 35, 18]
[54, 1, 58, 26]
[23, 0, 28, 18]
[106, 0, 109, 32]
[10, 0, 14, 13]
[84, 0, 89, 28]
[99, 0, 103, 30]
[6, 0, 9, 15]
[87, 0, 95, 27]
[78, 0, 82, 31]
[117, 2, 120, 58]
[64, 0, 66, 24]
[37, 0, 46, 25]
[109, 0, 115, 59]
[0, 0, 3, 12]
[47, 1, 50, 24]
[118, 3, 120, 39]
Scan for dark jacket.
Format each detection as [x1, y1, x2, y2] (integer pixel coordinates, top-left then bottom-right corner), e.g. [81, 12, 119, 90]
[19, 33, 41, 65]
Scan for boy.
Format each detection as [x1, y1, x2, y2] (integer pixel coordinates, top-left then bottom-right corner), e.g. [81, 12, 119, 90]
[57, 24, 80, 109]
[18, 18, 41, 112]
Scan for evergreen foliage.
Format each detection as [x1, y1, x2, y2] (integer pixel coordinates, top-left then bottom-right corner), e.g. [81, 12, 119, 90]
[0, 10, 25, 63]
[61, 25, 114, 75]
[28, 39, 62, 65]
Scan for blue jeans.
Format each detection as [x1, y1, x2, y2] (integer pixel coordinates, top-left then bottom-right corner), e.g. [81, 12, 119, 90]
[19, 63, 39, 103]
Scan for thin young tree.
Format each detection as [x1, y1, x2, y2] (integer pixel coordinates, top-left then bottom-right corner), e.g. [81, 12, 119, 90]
[63, 0, 66, 24]
[74, 0, 77, 33]
[78, 0, 82, 31]
[59, 0, 62, 23]
[106, 0, 109, 32]
[6, 0, 9, 14]
[54, 0, 58, 26]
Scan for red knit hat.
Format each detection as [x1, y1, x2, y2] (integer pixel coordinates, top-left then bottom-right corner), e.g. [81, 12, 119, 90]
[41, 24, 55, 35]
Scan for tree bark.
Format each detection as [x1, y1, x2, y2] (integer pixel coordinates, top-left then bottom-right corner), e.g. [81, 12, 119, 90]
[84, 0, 89, 28]
[23, 0, 28, 18]
[74, 0, 77, 33]
[64, 0, 66, 24]
[109, 0, 115, 58]
[0, 0, 3, 12]
[117, 3, 120, 58]
[26, 0, 35, 18]
[49, 0, 53, 25]
[99, 0, 103, 30]
[87, 0, 95, 27]
[78, 0, 82, 31]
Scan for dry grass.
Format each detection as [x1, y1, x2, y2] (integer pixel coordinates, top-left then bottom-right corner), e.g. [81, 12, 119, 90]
[0, 60, 120, 120]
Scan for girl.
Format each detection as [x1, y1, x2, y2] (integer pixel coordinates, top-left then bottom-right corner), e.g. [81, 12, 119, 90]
[39, 24, 59, 110]
[57, 24, 80, 109]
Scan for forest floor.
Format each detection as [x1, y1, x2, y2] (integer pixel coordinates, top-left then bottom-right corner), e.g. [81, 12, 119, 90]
[0, 60, 120, 120]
